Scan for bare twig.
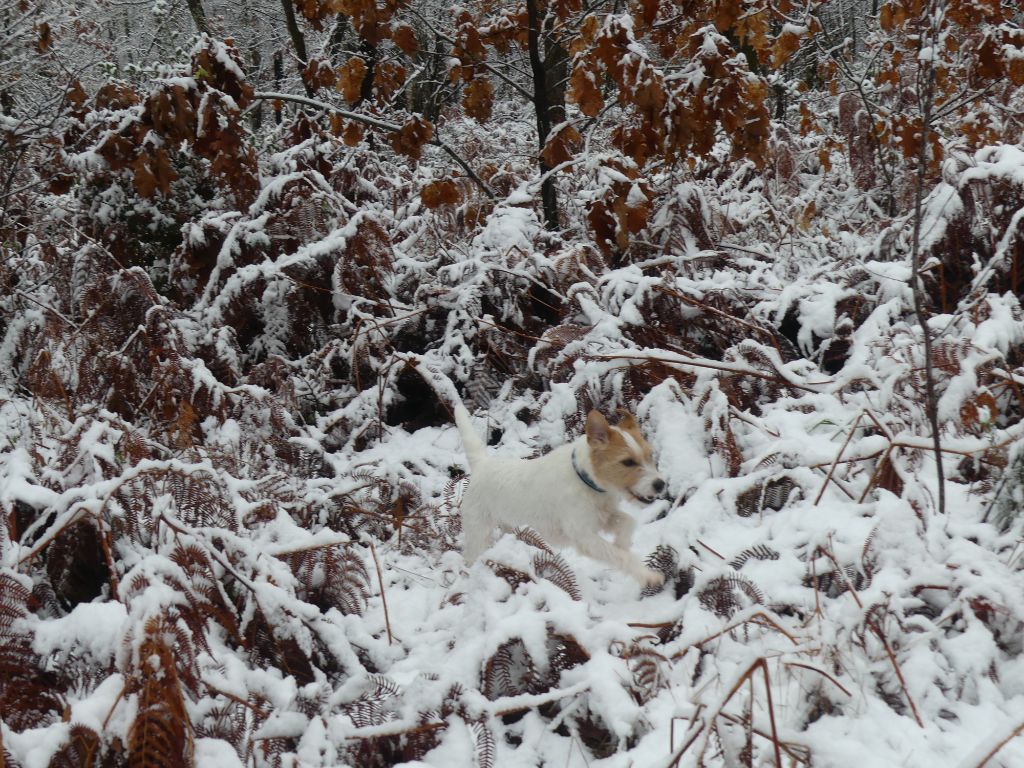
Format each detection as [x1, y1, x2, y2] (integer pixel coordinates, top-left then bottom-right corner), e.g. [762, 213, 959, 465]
[815, 411, 865, 505]
[908, 0, 947, 517]
[968, 720, 1024, 768]
[368, 541, 393, 645]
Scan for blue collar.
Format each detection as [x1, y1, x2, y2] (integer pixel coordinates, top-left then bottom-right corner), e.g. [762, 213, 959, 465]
[571, 449, 605, 493]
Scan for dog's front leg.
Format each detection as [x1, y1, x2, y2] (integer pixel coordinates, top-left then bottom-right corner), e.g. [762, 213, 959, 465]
[574, 533, 664, 587]
[606, 511, 636, 550]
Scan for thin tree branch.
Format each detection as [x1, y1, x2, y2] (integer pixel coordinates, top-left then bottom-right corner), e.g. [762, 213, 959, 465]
[407, 8, 534, 100]
[909, 0, 946, 517]
[250, 91, 494, 199]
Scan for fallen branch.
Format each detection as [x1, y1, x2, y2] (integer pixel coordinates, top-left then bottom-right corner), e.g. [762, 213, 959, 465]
[588, 350, 830, 393]
[489, 681, 591, 717]
[815, 412, 865, 505]
[671, 609, 801, 659]
[369, 541, 393, 645]
[783, 661, 852, 698]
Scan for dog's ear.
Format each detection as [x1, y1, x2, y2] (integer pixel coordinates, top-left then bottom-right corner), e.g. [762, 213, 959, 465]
[585, 410, 610, 445]
[615, 410, 637, 431]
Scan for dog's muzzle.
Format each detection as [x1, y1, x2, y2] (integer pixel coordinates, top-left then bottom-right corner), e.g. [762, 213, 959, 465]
[631, 478, 666, 504]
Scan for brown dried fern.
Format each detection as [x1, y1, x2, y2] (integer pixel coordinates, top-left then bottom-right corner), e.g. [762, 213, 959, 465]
[128, 618, 195, 768]
[532, 551, 582, 600]
[697, 574, 765, 619]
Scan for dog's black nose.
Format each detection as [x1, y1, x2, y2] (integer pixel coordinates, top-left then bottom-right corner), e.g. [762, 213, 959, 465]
[653, 479, 665, 494]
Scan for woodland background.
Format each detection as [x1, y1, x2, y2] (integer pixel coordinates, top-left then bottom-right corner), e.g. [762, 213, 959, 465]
[3, 0, 1024, 765]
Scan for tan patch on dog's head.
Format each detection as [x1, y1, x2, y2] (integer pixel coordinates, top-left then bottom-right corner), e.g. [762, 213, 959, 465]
[585, 410, 658, 498]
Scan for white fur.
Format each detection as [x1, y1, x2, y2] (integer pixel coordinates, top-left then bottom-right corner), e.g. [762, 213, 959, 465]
[454, 404, 665, 586]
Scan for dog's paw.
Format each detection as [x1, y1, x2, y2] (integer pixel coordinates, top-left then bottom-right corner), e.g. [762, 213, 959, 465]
[638, 568, 665, 588]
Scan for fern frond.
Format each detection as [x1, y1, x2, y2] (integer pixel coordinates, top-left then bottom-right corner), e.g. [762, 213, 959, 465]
[514, 526, 552, 553]
[736, 476, 800, 517]
[728, 544, 781, 571]
[46, 724, 101, 768]
[482, 639, 539, 700]
[697, 574, 765, 618]
[470, 719, 496, 768]
[0, 573, 64, 730]
[642, 544, 679, 597]
[282, 543, 370, 615]
[128, 618, 195, 768]
[485, 560, 533, 592]
[628, 648, 668, 704]
[532, 551, 581, 600]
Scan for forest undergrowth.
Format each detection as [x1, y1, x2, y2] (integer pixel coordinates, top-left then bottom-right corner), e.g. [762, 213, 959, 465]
[3, 3, 1024, 766]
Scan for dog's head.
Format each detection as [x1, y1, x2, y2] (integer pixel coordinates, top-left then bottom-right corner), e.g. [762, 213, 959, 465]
[585, 410, 666, 503]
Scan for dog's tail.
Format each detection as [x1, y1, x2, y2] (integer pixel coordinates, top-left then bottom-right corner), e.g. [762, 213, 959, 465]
[452, 402, 486, 468]
[408, 355, 486, 468]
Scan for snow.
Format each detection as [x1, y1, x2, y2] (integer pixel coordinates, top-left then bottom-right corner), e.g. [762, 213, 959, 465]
[31, 601, 128, 662]
[5, 20, 1024, 768]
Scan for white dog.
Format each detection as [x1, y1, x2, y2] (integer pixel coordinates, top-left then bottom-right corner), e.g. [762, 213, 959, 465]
[453, 402, 666, 587]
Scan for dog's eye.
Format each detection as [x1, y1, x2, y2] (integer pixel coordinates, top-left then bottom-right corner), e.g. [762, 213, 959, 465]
[621, 458, 638, 467]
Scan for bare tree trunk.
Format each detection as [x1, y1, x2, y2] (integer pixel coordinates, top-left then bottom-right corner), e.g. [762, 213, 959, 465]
[280, 0, 314, 97]
[358, 38, 377, 107]
[186, 0, 210, 35]
[250, 49, 264, 130]
[525, 0, 561, 230]
[273, 50, 284, 124]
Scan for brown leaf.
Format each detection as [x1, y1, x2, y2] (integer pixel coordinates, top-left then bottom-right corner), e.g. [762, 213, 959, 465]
[36, 22, 51, 52]
[635, 0, 658, 27]
[879, 4, 895, 30]
[96, 82, 141, 111]
[132, 148, 177, 198]
[146, 85, 196, 143]
[392, 24, 418, 55]
[342, 121, 365, 146]
[132, 155, 158, 198]
[174, 399, 196, 449]
[541, 124, 582, 167]
[390, 116, 433, 159]
[462, 77, 494, 122]
[337, 57, 368, 103]
[374, 62, 407, 103]
[799, 200, 816, 231]
[772, 29, 802, 68]
[97, 133, 135, 171]
[569, 66, 604, 117]
[421, 179, 463, 208]
[303, 57, 337, 92]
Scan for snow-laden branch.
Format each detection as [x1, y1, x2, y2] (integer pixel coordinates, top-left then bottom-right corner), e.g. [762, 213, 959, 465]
[251, 91, 495, 199]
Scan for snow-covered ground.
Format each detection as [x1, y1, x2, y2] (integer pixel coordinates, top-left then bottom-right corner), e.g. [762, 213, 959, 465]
[3, 44, 1024, 765]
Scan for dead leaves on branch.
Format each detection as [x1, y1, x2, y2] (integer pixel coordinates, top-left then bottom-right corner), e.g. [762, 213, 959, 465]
[462, 78, 494, 123]
[420, 179, 463, 208]
[338, 56, 368, 103]
[82, 39, 259, 207]
[569, 14, 780, 171]
[587, 162, 652, 255]
[389, 115, 433, 159]
[540, 124, 582, 167]
[859, 0, 1024, 173]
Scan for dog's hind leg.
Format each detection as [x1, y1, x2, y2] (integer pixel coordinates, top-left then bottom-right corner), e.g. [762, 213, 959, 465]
[461, 510, 494, 564]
